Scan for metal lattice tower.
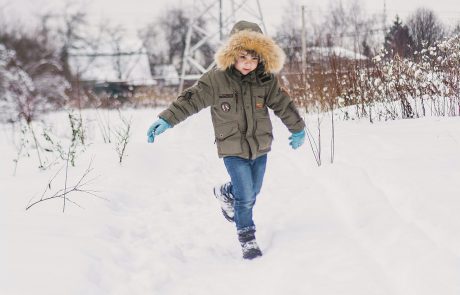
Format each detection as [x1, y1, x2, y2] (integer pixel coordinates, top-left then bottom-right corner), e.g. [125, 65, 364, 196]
[179, 0, 266, 92]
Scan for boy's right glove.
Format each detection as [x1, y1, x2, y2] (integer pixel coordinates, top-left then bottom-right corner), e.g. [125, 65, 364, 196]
[289, 129, 305, 149]
[147, 118, 171, 143]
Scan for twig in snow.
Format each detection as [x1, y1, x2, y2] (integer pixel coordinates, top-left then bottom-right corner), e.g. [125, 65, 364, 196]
[25, 158, 106, 211]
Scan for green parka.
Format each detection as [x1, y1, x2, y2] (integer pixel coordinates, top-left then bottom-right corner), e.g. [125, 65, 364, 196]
[158, 21, 305, 160]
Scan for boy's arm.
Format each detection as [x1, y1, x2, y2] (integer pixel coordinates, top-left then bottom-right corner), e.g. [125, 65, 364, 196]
[158, 71, 215, 126]
[266, 77, 305, 133]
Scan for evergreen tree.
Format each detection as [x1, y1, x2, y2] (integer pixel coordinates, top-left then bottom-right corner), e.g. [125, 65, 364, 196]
[362, 40, 372, 57]
[384, 16, 414, 58]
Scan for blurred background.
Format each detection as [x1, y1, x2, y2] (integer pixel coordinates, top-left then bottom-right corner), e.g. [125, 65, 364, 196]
[1, 0, 459, 120]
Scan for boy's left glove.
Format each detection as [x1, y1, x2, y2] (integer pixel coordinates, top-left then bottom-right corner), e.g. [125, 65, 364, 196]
[147, 118, 171, 143]
[289, 130, 305, 149]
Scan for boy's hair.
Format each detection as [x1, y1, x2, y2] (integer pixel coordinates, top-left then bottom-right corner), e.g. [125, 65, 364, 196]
[240, 49, 261, 61]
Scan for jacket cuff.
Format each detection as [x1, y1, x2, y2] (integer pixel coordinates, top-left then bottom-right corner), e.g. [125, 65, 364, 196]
[158, 111, 177, 127]
[288, 120, 306, 133]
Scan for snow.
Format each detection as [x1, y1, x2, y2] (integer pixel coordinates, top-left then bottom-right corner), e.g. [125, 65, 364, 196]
[1, 108, 460, 295]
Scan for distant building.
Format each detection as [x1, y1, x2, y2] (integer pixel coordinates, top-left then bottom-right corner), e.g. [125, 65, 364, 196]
[308, 46, 368, 61]
[152, 64, 180, 86]
[68, 39, 156, 100]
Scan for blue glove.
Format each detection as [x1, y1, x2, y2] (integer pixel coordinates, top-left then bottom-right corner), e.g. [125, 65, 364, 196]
[147, 118, 171, 143]
[289, 130, 305, 149]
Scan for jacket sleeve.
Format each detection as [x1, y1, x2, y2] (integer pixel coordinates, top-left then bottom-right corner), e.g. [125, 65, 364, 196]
[266, 76, 305, 133]
[158, 71, 214, 127]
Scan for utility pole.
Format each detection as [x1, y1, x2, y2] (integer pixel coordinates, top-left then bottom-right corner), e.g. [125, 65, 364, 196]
[301, 5, 306, 76]
[383, 0, 387, 32]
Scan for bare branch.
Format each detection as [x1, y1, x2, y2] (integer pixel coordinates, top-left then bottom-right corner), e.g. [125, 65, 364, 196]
[25, 158, 103, 211]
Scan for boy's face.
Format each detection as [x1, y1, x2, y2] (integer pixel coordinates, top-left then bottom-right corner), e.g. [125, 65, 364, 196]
[234, 50, 259, 75]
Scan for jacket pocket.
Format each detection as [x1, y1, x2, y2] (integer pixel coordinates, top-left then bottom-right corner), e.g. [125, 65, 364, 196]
[215, 121, 242, 155]
[253, 88, 268, 113]
[255, 118, 273, 152]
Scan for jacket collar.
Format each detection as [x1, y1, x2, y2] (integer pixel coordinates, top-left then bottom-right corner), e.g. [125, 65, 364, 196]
[227, 63, 265, 84]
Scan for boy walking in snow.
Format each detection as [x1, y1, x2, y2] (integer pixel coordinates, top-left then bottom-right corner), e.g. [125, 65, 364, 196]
[147, 20, 306, 259]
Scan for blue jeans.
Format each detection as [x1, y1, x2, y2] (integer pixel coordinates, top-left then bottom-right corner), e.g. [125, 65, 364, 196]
[223, 154, 267, 231]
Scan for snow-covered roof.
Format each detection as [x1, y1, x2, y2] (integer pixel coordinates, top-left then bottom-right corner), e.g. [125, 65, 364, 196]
[308, 46, 367, 60]
[68, 39, 156, 86]
[152, 64, 180, 86]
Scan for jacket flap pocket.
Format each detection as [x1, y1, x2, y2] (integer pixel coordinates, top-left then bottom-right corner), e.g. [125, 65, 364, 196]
[215, 121, 239, 140]
[255, 118, 273, 134]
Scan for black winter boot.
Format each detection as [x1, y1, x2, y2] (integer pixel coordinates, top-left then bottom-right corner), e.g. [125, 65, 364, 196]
[238, 227, 262, 260]
[213, 182, 235, 222]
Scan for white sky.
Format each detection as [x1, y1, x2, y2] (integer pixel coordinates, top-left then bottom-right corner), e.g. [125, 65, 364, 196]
[1, 0, 459, 37]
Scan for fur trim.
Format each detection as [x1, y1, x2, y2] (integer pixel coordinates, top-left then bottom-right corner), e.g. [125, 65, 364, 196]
[214, 30, 286, 74]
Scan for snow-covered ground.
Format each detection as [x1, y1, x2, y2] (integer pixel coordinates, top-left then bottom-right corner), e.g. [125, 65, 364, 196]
[1, 108, 459, 295]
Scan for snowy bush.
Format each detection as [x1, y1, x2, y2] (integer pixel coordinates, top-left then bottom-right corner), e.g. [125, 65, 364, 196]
[0, 44, 36, 123]
[361, 34, 460, 120]
[287, 34, 460, 121]
[0, 44, 70, 123]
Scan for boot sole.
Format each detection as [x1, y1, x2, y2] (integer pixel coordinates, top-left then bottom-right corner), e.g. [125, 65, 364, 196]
[243, 248, 263, 260]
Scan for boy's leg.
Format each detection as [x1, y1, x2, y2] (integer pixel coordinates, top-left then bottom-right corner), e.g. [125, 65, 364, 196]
[223, 156, 256, 231]
[251, 154, 267, 198]
[222, 155, 268, 259]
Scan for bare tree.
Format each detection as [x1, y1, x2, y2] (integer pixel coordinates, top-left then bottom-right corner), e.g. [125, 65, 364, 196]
[293, 0, 382, 57]
[325, 0, 381, 55]
[327, 0, 348, 47]
[102, 22, 126, 81]
[41, 1, 101, 106]
[139, 5, 213, 72]
[138, 23, 168, 66]
[274, 0, 302, 68]
[449, 21, 460, 37]
[53, 2, 91, 81]
[407, 8, 445, 52]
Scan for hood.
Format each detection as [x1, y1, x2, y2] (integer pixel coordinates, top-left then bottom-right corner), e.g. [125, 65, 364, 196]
[214, 20, 286, 74]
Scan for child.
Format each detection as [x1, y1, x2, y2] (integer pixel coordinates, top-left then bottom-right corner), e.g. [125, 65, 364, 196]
[147, 20, 306, 260]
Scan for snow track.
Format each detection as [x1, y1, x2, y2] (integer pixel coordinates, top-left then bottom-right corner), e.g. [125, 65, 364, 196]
[1, 109, 459, 294]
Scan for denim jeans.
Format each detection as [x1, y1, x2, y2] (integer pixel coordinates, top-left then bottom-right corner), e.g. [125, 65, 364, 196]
[223, 154, 267, 231]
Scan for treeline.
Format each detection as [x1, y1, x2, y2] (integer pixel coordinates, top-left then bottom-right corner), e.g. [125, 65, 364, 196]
[277, 1, 460, 121]
[277, 0, 459, 61]
[1, 0, 459, 124]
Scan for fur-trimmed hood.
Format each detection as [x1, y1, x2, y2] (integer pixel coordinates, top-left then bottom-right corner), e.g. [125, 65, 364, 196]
[214, 21, 286, 74]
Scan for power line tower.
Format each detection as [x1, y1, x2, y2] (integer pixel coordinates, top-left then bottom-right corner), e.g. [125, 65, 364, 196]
[179, 0, 266, 92]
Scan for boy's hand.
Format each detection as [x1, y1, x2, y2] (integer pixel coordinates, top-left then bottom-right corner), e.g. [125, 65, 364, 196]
[289, 130, 305, 149]
[147, 118, 171, 143]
